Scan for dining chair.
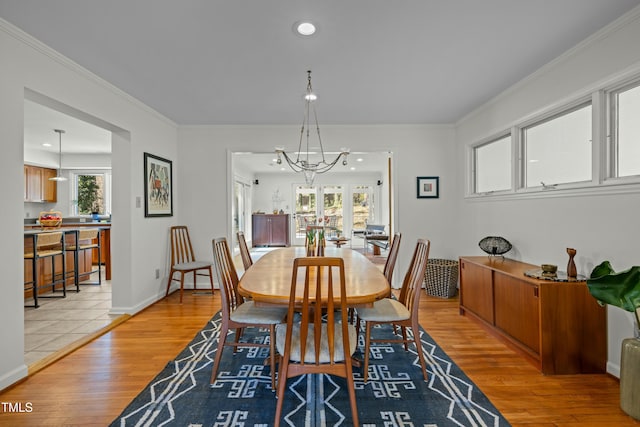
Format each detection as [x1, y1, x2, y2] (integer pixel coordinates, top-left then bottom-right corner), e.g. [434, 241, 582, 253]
[165, 225, 214, 303]
[210, 237, 287, 390]
[357, 238, 431, 383]
[274, 257, 359, 427]
[237, 231, 253, 271]
[383, 232, 402, 295]
[349, 231, 403, 324]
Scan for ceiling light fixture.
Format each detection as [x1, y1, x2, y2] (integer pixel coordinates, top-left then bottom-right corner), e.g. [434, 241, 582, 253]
[49, 129, 68, 181]
[276, 70, 349, 185]
[295, 21, 316, 36]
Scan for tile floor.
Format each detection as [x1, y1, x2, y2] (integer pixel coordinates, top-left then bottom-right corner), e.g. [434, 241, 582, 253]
[24, 272, 118, 366]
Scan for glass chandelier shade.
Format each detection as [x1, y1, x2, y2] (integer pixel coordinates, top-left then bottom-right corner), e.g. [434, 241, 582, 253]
[276, 70, 348, 185]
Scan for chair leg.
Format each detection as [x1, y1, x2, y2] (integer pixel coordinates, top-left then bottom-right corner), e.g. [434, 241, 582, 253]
[345, 362, 360, 426]
[274, 352, 289, 427]
[179, 272, 185, 303]
[210, 323, 229, 385]
[32, 256, 38, 308]
[411, 320, 428, 381]
[269, 325, 277, 391]
[73, 248, 80, 292]
[165, 269, 175, 297]
[208, 266, 215, 295]
[401, 326, 409, 351]
[363, 321, 373, 383]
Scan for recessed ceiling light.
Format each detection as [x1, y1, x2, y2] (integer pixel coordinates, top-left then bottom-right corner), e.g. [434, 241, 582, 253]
[350, 167, 356, 171]
[294, 21, 317, 36]
[42, 143, 52, 147]
[356, 158, 364, 162]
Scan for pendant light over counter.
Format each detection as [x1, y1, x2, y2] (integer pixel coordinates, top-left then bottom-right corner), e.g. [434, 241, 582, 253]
[49, 129, 67, 181]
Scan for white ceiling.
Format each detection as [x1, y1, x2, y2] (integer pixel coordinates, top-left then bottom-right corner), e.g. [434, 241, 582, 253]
[5, 0, 640, 163]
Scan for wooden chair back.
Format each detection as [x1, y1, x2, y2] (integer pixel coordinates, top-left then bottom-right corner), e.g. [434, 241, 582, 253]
[398, 238, 431, 318]
[275, 256, 359, 425]
[36, 231, 64, 250]
[284, 256, 350, 366]
[169, 226, 196, 266]
[237, 231, 253, 271]
[383, 232, 402, 285]
[78, 228, 98, 241]
[212, 237, 243, 321]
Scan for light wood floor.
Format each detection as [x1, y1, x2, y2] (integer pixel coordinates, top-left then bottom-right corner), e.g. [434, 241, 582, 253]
[1, 290, 638, 426]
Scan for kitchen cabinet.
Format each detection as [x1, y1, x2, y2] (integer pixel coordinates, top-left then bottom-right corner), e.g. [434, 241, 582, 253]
[252, 214, 290, 247]
[24, 165, 57, 202]
[459, 256, 606, 374]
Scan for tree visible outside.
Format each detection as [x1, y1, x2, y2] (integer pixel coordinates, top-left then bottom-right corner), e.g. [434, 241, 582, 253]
[77, 175, 104, 214]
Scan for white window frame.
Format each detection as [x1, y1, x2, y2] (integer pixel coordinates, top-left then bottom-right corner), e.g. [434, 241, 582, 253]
[606, 78, 640, 183]
[470, 132, 514, 195]
[519, 97, 593, 192]
[70, 170, 112, 216]
[466, 69, 640, 201]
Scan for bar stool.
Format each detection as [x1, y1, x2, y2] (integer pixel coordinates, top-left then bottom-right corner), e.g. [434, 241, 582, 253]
[66, 228, 102, 291]
[24, 231, 66, 308]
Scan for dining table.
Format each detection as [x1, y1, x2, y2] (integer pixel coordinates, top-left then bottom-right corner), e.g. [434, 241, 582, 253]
[238, 246, 389, 307]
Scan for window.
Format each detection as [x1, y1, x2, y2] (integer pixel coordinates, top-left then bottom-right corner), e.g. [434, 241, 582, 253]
[522, 102, 592, 188]
[72, 171, 111, 216]
[610, 82, 640, 178]
[352, 185, 374, 231]
[474, 135, 511, 193]
[467, 72, 640, 199]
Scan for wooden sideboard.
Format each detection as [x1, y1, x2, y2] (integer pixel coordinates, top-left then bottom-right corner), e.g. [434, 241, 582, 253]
[252, 214, 290, 247]
[459, 256, 606, 375]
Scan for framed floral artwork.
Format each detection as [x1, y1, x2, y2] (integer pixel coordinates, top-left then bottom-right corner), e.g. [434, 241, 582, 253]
[144, 152, 173, 217]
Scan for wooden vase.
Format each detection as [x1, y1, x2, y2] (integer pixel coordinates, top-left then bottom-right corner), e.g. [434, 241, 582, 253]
[317, 239, 325, 256]
[566, 248, 577, 278]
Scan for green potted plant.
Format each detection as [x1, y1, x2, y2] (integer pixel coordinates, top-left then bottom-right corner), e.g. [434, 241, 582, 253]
[587, 261, 640, 420]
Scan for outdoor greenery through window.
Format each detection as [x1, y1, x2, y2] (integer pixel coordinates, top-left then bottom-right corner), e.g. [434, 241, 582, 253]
[523, 102, 592, 188]
[75, 174, 105, 215]
[611, 82, 640, 178]
[474, 135, 511, 193]
[352, 186, 373, 230]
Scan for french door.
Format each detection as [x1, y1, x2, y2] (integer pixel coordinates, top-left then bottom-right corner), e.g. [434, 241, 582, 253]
[292, 185, 344, 245]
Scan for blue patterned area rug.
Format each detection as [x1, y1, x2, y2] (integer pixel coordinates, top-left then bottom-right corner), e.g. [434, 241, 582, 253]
[110, 312, 510, 426]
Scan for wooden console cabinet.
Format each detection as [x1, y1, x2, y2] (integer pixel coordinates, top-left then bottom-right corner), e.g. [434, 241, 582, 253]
[252, 214, 290, 247]
[459, 256, 606, 374]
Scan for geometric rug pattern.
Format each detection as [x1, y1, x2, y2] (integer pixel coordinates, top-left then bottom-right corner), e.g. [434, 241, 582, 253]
[110, 312, 510, 426]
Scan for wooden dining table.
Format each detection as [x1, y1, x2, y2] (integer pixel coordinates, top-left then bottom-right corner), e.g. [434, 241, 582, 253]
[238, 246, 389, 307]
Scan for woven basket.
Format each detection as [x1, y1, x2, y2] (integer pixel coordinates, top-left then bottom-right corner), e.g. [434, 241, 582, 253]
[424, 259, 459, 298]
[39, 210, 62, 228]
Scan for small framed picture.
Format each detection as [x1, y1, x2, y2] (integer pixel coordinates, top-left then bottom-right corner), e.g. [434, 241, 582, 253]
[144, 152, 173, 217]
[417, 176, 439, 199]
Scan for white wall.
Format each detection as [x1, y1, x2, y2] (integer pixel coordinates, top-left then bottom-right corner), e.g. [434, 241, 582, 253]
[178, 124, 457, 288]
[455, 7, 640, 377]
[0, 19, 179, 390]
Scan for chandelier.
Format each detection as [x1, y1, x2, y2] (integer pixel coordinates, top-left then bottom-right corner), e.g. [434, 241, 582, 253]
[276, 70, 348, 185]
[49, 129, 68, 181]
